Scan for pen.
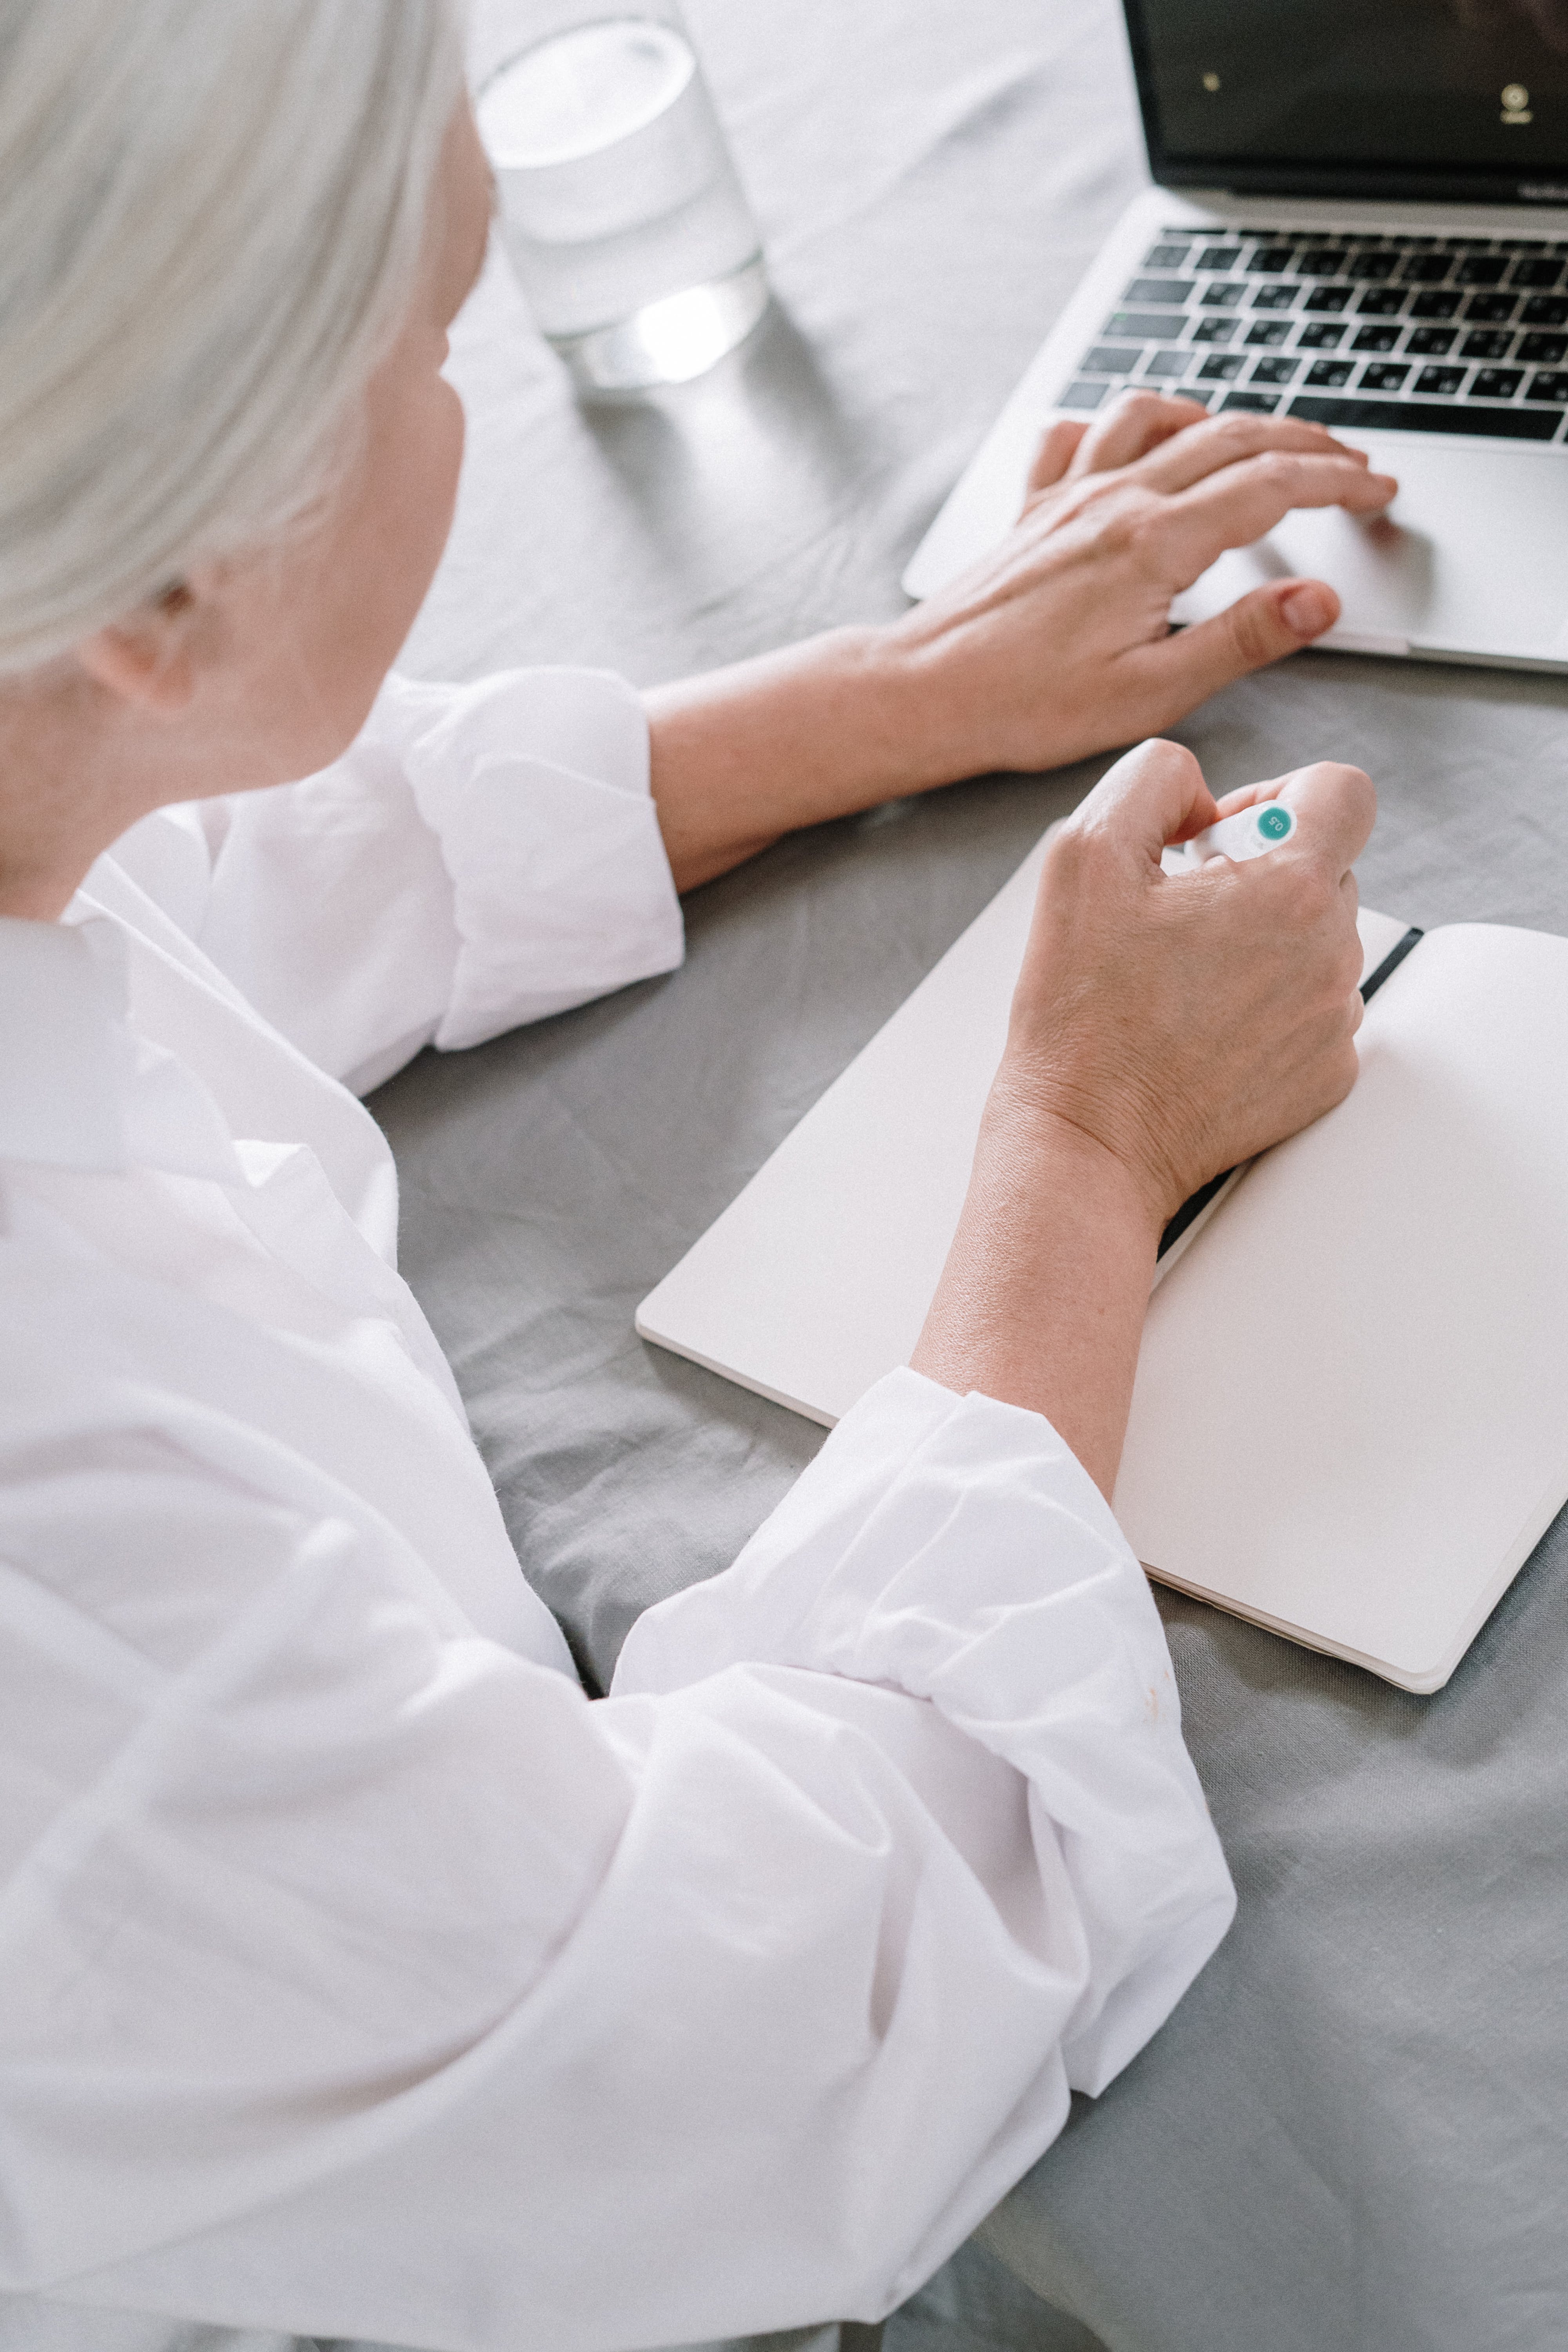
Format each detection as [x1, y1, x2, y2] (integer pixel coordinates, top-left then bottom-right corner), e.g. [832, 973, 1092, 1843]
[1185, 801, 1297, 867]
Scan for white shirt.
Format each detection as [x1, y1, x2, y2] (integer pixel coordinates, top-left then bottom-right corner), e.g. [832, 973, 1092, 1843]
[0, 666, 1234, 2352]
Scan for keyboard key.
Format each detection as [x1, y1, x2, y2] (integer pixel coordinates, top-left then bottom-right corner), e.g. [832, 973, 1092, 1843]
[1352, 324, 1401, 352]
[1461, 328, 1514, 358]
[1528, 370, 1568, 402]
[1358, 287, 1407, 316]
[1082, 345, 1143, 374]
[1191, 316, 1239, 344]
[1402, 254, 1452, 282]
[1414, 364, 1465, 394]
[1410, 291, 1462, 319]
[1198, 353, 1246, 381]
[1519, 330, 1568, 363]
[1510, 257, 1563, 288]
[1470, 365, 1524, 398]
[1407, 326, 1457, 354]
[1521, 294, 1568, 326]
[1456, 256, 1508, 285]
[1221, 390, 1281, 413]
[1196, 247, 1242, 270]
[1289, 392, 1560, 437]
[1348, 252, 1398, 279]
[1126, 277, 1195, 305]
[1246, 319, 1292, 347]
[1297, 321, 1346, 348]
[1143, 348, 1190, 379]
[1305, 358, 1354, 387]
[1200, 280, 1246, 308]
[1298, 245, 1348, 276]
[1359, 361, 1411, 390]
[1304, 285, 1352, 312]
[1248, 245, 1297, 273]
[1250, 356, 1299, 384]
[1061, 380, 1110, 412]
[1251, 282, 1297, 310]
[1105, 309, 1187, 339]
[1465, 292, 1518, 322]
[1143, 242, 1192, 268]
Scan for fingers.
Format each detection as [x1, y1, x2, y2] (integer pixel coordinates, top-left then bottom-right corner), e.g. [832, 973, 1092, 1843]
[1030, 399, 1395, 544]
[1209, 777, 1284, 820]
[1206, 768, 1353, 826]
[1063, 389, 1210, 477]
[1271, 758, 1377, 877]
[1170, 764, 1374, 879]
[1063, 737, 1221, 871]
[1130, 575, 1341, 713]
[1191, 760, 1373, 904]
[1127, 408, 1382, 497]
[1026, 419, 1089, 496]
[1148, 450, 1399, 589]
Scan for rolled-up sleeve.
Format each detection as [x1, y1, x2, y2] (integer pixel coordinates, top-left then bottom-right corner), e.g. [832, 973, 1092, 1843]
[617, 1366, 1236, 2102]
[114, 668, 684, 1096]
[5, 1372, 1233, 2351]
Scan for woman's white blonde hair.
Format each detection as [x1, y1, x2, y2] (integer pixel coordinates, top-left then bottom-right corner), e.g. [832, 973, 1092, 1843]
[0, 0, 466, 676]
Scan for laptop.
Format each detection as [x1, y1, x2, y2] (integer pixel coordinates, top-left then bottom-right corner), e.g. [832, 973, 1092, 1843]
[904, 0, 1568, 671]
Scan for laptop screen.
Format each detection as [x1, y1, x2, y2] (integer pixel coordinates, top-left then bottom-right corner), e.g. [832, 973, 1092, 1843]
[1125, 0, 1568, 203]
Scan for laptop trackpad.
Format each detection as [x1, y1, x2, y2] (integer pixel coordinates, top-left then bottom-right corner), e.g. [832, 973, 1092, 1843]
[1170, 434, 1568, 664]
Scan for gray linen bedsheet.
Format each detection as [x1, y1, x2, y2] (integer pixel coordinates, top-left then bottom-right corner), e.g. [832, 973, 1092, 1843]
[9, 0, 1567, 2345]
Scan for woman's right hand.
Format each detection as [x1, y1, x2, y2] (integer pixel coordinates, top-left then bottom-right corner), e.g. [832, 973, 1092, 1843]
[997, 738, 1373, 1229]
[911, 739, 1374, 1497]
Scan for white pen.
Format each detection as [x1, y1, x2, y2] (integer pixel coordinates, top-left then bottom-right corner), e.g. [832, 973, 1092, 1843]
[1184, 800, 1298, 867]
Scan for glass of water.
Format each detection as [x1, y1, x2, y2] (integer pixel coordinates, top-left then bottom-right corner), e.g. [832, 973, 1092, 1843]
[476, 4, 769, 395]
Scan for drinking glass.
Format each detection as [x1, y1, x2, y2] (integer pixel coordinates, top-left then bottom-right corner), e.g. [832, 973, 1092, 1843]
[475, 3, 769, 394]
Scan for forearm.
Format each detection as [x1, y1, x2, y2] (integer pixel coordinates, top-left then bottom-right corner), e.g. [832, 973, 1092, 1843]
[911, 1087, 1163, 1500]
[645, 625, 961, 892]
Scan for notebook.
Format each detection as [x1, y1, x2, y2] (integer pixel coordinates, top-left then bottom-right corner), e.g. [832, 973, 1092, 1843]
[637, 831, 1568, 1692]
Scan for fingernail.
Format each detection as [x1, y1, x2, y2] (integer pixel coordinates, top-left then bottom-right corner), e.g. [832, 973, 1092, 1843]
[1281, 583, 1335, 638]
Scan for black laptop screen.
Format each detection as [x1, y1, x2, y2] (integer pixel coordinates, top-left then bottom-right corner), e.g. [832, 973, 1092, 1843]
[1126, 0, 1568, 200]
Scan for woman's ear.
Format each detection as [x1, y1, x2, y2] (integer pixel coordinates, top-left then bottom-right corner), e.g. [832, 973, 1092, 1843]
[74, 583, 201, 713]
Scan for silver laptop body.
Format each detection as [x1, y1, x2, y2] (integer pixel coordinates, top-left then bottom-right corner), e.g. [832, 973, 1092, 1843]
[906, 1, 1568, 672]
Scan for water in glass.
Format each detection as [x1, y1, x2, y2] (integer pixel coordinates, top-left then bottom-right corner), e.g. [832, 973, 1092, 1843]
[478, 16, 767, 392]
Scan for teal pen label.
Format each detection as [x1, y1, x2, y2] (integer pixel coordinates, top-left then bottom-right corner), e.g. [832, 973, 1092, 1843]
[1257, 805, 1292, 841]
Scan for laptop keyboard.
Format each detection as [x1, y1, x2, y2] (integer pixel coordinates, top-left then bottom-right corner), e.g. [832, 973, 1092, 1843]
[1063, 226, 1568, 443]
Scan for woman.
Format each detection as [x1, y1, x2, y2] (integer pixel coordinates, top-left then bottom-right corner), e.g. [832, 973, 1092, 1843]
[0, 5, 1383, 2349]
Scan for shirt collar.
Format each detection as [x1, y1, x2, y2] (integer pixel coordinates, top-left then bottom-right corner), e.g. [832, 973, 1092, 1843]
[0, 911, 240, 1179]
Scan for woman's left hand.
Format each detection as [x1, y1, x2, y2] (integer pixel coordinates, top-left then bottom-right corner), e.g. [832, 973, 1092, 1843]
[645, 394, 1396, 891]
[883, 392, 1397, 783]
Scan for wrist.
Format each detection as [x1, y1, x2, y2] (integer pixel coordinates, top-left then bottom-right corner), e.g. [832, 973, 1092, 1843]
[646, 624, 954, 890]
[911, 1072, 1162, 1495]
[782, 622, 969, 804]
[985, 1056, 1172, 1248]
[864, 618, 1001, 793]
